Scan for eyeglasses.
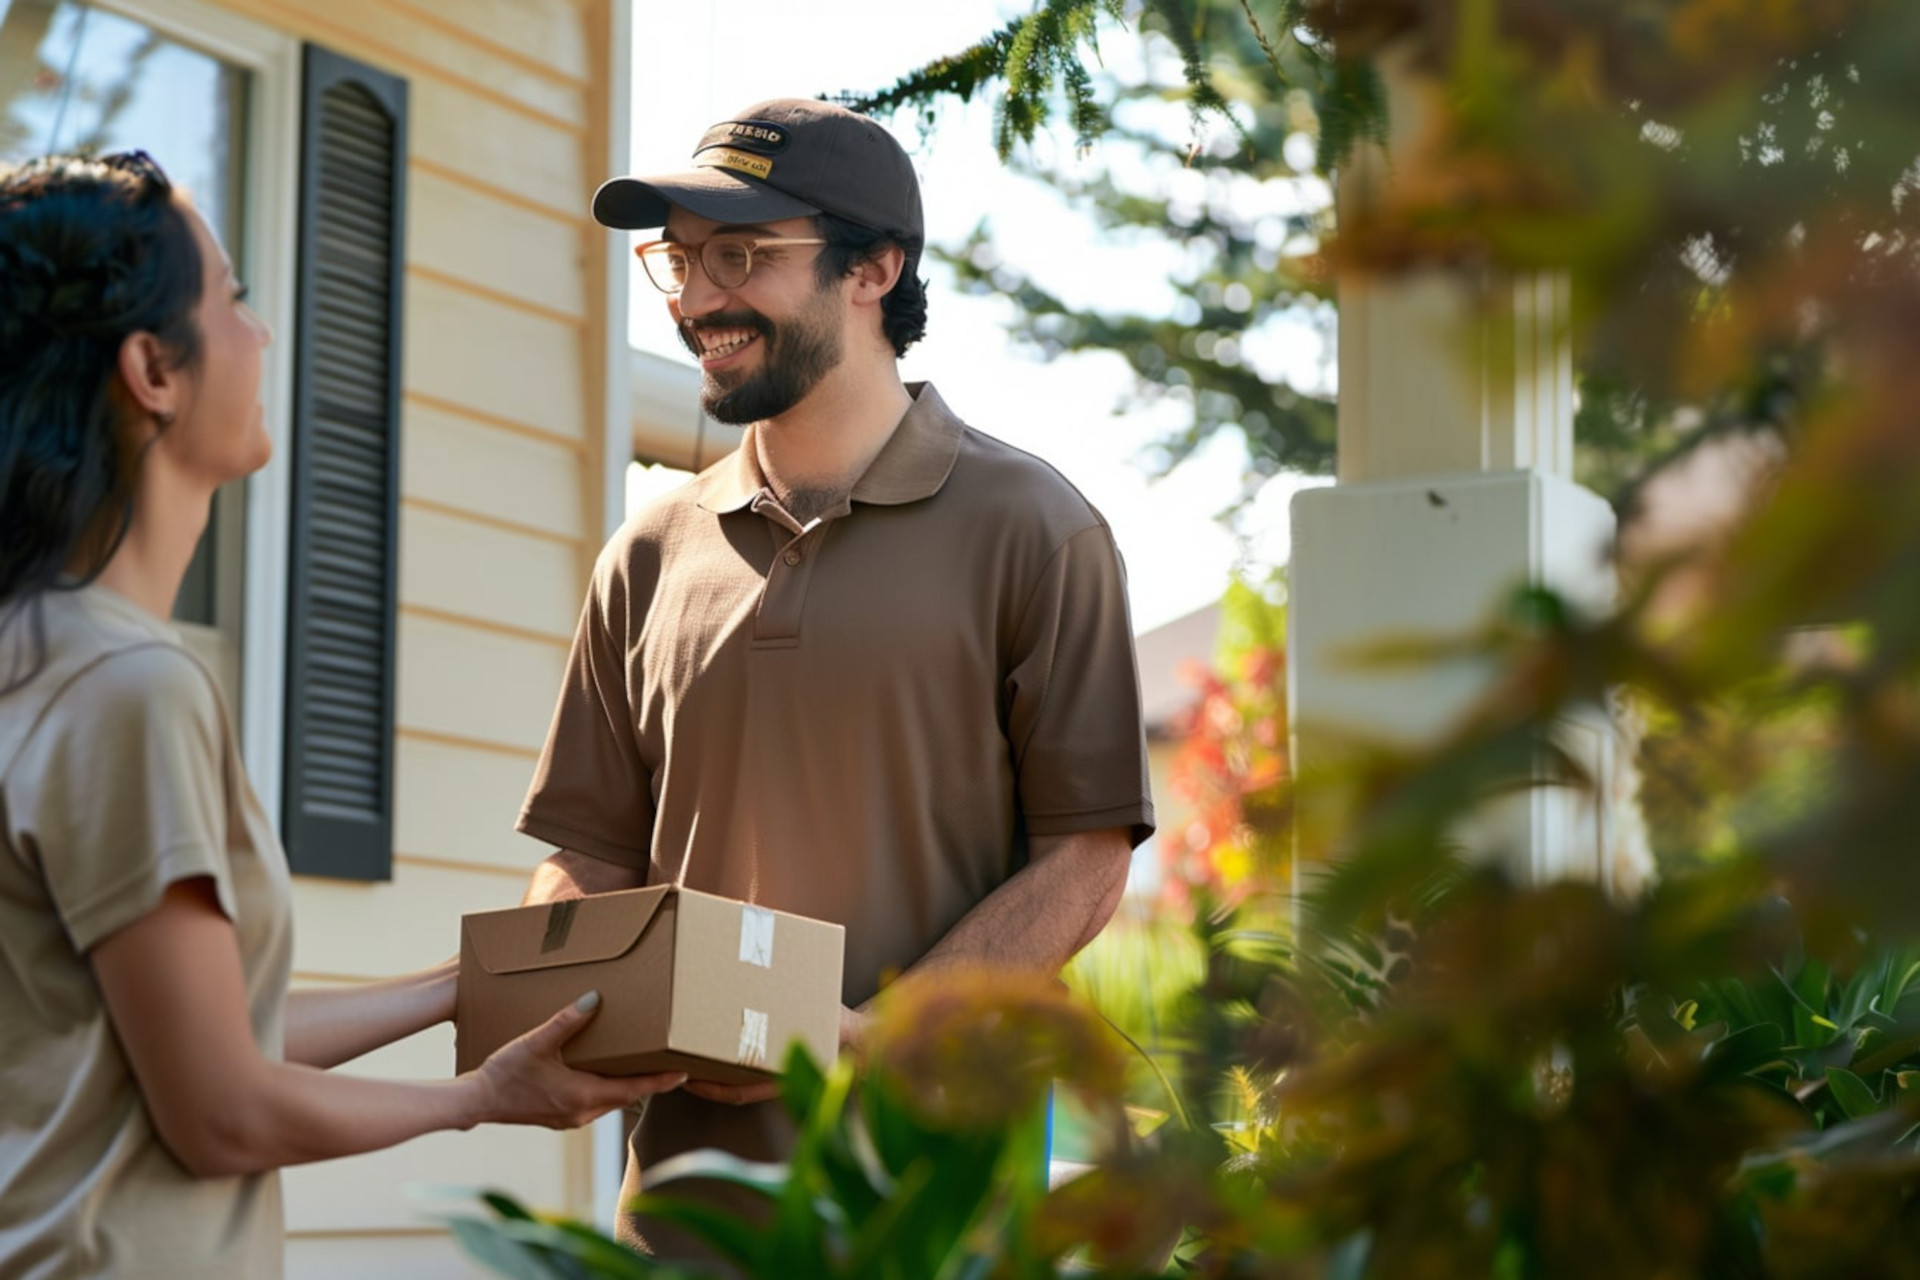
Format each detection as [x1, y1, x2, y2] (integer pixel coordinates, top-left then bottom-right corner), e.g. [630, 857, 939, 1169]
[634, 234, 827, 295]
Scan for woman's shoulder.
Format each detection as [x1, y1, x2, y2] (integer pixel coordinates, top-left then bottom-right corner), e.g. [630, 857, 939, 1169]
[66, 637, 216, 712]
[3, 593, 221, 774]
[41, 589, 211, 698]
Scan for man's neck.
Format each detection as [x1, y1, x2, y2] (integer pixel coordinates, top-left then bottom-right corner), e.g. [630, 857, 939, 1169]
[752, 354, 913, 515]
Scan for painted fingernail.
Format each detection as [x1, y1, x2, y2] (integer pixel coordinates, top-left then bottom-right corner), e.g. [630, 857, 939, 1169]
[574, 990, 601, 1013]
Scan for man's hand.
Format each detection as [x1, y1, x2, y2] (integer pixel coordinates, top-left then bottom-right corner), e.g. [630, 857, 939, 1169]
[682, 1077, 782, 1106]
[840, 1002, 870, 1053]
[683, 1004, 868, 1105]
[522, 848, 645, 905]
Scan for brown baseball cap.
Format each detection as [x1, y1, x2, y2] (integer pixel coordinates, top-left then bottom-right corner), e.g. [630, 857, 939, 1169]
[593, 98, 923, 238]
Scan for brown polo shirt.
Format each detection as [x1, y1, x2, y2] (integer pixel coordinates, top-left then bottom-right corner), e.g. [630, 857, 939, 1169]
[518, 381, 1153, 1168]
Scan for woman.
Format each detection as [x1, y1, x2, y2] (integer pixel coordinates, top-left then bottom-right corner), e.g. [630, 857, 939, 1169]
[0, 152, 684, 1278]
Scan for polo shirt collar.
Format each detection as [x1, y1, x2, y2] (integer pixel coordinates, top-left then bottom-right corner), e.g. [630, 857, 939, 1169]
[693, 382, 963, 514]
[850, 382, 964, 506]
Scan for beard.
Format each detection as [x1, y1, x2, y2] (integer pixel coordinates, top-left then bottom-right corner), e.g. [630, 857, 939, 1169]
[680, 286, 844, 426]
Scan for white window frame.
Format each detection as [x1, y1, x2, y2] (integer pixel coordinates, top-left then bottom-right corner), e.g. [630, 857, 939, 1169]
[592, 0, 636, 1232]
[95, 0, 299, 819]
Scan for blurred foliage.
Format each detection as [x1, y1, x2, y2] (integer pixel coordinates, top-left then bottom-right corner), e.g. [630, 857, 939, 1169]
[1161, 574, 1293, 910]
[451, 975, 1128, 1280]
[844, 0, 1920, 516]
[848, 0, 1350, 495]
[458, 3, 1920, 1276]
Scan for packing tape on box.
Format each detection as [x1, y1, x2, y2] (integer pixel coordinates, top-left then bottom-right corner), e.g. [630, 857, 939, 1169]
[739, 905, 776, 968]
[541, 899, 577, 953]
[738, 1008, 770, 1067]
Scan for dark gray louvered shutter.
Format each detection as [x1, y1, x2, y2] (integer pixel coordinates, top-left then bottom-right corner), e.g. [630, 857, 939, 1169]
[283, 45, 408, 881]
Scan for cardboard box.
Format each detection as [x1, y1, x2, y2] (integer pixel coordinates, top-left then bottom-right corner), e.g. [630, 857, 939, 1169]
[454, 885, 845, 1084]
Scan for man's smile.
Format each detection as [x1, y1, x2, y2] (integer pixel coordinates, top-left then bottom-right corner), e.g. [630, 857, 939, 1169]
[680, 315, 769, 370]
[694, 328, 758, 367]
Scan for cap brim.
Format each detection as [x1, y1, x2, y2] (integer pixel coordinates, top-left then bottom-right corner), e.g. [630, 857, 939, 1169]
[592, 168, 821, 230]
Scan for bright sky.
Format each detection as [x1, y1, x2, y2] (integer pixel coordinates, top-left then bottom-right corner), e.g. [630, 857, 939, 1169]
[624, 0, 1332, 635]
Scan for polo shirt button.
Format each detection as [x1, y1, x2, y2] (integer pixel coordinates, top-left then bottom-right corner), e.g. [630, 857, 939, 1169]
[783, 550, 802, 565]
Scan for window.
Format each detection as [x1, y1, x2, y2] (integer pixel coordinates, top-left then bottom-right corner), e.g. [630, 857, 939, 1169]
[1, 0, 257, 702]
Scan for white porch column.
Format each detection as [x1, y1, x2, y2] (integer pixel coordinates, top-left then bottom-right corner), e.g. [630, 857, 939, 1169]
[1288, 61, 1622, 886]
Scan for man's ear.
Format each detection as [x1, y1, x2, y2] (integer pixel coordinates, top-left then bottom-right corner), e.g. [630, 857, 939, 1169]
[115, 331, 188, 437]
[847, 243, 906, 304]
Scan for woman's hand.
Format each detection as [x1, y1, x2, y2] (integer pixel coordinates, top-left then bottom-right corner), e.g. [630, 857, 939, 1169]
[471, 991, 686, 1129]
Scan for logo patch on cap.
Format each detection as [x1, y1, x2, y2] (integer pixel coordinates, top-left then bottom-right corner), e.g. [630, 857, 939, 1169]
[694, 119, 791, 158]
[698, 147, 774, 181]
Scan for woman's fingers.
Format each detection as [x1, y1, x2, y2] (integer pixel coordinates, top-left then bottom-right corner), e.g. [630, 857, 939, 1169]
[479, 993, 688, 1128]
[513, 989, 603, 1056]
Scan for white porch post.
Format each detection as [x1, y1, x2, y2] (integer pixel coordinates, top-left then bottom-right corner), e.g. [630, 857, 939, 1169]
[1287, 61, 1621, 886]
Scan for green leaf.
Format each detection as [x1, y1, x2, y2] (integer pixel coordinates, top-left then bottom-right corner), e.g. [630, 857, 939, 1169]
[1887, 955, 1920, 1011]
[1703, 1021, 1787, 1078]
[1835, 959, 1889, 1032]
[481, 1190, 538, 1222]
[767, 1049, 861, 1276]
[1825, 1066, 1881, 1119]
[1791, 1003, 1838, 1050]
[806, 1120, 891, 1231]
[844, 1105, 1044, 1280]
[1790, 958, 1833, 1012]
[530, 1220, 660, 1280]
[779, 1040, 831, 1126]
[625, 1193, 767, 1274]
[1736, 1148, 1800, 1202]
[447, 1218, 560, 1280]
[643, 1149, 791, 1201]
[1709, 975, 1786, 1035]
[1323, 1231, 1372, 1280]
[1850, 1030, 1920, 1077]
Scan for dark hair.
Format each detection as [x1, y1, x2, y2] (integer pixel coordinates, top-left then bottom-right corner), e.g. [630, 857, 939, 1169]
[812, 212, 927, 357]
[0, 150, 204, 692]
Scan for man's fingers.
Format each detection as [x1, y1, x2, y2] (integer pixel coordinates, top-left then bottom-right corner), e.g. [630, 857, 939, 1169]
[839, 1003, 870, 1051]
[606, 1071, 687, 1105]
[684, 1078, 781, 1106]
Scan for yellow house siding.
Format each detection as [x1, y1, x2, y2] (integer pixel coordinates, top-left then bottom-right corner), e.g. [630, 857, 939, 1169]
[398, 505, 584, 642]
[381, 0, 592, 83]
[409, 168, 590, 320]
[393, 737, 556, 874]
[401, 404, 591, 541]
[237, 0, 587, 125]
[411, 78, 586, 217]
[396, 615, 570, 753]
[290, 865, 534, 977]
[199, 0, 620, 1270]
[405, 276, 589, 441]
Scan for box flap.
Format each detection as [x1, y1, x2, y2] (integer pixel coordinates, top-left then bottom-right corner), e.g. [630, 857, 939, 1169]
[463, 885, 672, 975]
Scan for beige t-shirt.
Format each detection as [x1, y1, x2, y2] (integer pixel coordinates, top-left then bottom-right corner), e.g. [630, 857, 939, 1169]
[0, 585, 293, 1280]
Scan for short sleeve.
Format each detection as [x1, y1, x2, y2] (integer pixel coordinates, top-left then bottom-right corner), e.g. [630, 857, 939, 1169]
[1004, 522, 1156, 847]
[10, 645, 237, 953]
[516, 547, 656, 867]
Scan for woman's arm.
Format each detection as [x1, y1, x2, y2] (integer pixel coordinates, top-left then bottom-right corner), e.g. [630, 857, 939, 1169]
[90, 877, 684, 1178]
[284, 960, 458, 1070]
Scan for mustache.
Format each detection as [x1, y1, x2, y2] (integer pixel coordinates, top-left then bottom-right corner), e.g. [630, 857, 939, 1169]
[678, 310, 772, 358]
